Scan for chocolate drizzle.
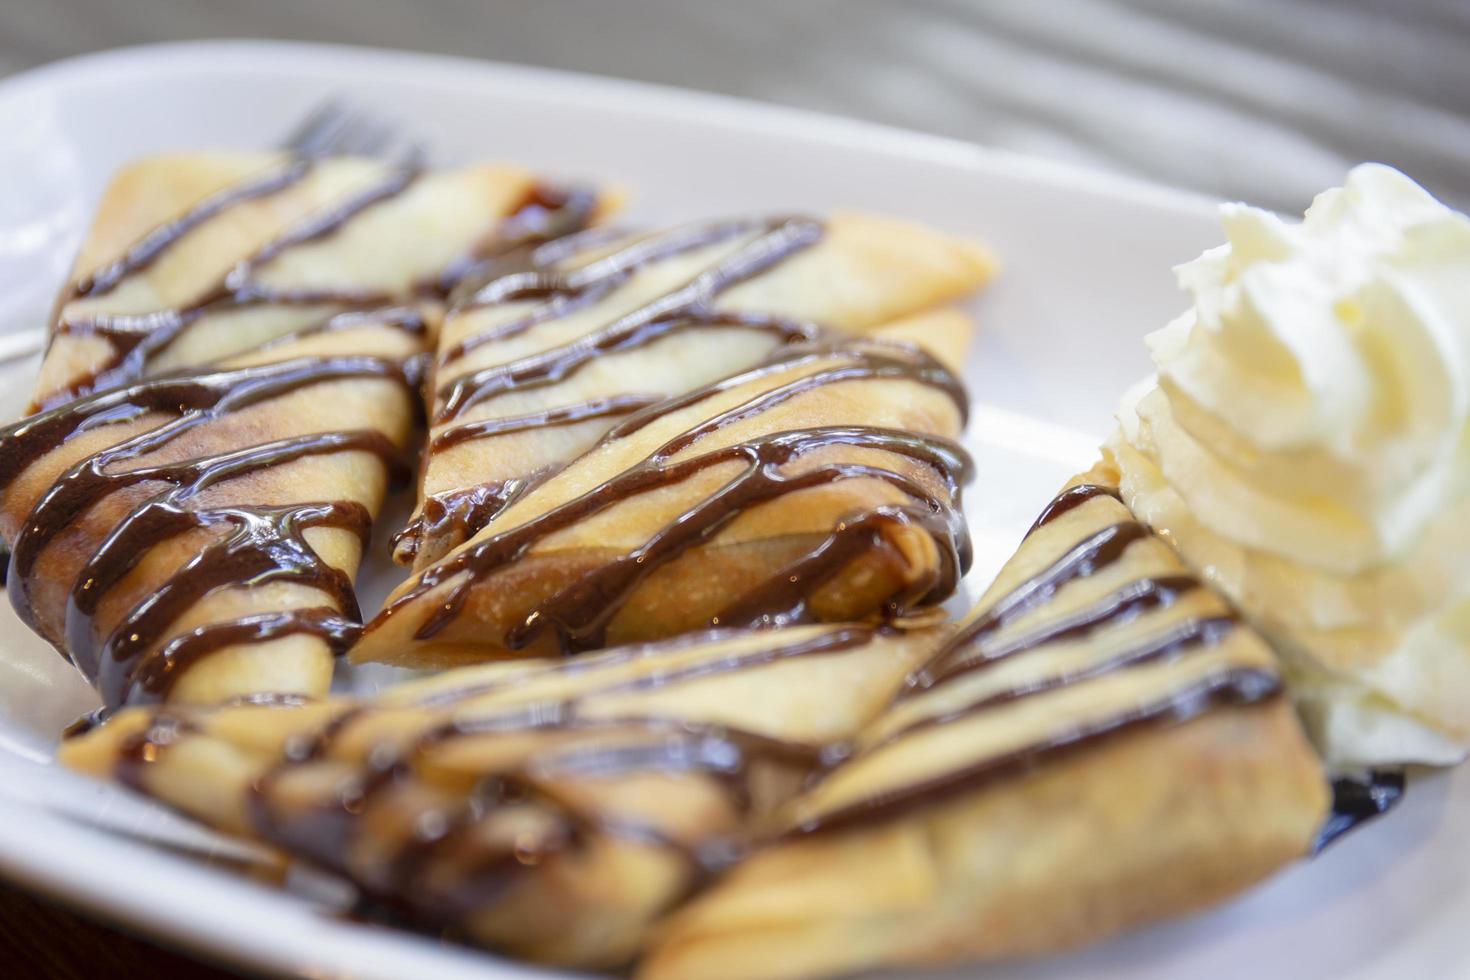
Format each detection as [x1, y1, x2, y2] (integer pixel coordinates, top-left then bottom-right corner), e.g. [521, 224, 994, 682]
[68, 157, 315, 301]
[115, 626, 881, 934]
[44, 159, 425, 410]
[788, 667, 1280, 838]
[399, 217, 839, 563]
[437, 215, 823, 377]
[906, 572, 1203, 695]
[1027, 482, 1121, 534]
[410, 624, 875, 708]
[390, 480, 543, 567]
[3, 156, 600, 707]
[429, 394, 664, 453]
[2, 357, 410, 705]
[1314, 769, 1406, 853]
[381, 340, 973, 654]
[785, 481, 1277, 838]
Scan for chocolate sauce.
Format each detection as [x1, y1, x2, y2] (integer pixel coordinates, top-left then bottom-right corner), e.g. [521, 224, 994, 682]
[424, 185, 600, 299]
[415, 624, 874, 708]
[1, 358, 407, 705]
[784, 483, 1273, 838]
[381, 342, 973, 654]
[1314, 770, 1406, 853]
[934, 520, 1151, 657]
[881, 615, 1240, 750]
[787, 667, 1280, 838]
[390, 466, 561, 566]
[907, 573, 1202, 695]
[125, 608, 361, 707]
[169, 627, 878, 933]
[1026, 482, 1121, 535]
[62, 705, 109, 739]
[440, 215, 821, 362]
[435, 309, 821, 427]
[3, 159, 600, 708]
[403, 217, 830, 568]
[429, 394, 663, 453]
[44, 161, 425, 410]
[68, 157, 315, 301]
[114, 711, 200, 793]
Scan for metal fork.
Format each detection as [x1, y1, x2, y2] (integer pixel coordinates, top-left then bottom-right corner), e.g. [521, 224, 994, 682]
[282, 99, 424, 162]
[0, 101, 423, 367]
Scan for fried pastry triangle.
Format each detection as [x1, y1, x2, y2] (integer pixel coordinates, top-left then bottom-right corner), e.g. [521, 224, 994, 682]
[60, 623, 945, 968]
[397, 212, 995, 568]
[640, 462, 1330, 980]
[1, 152, 604, 707]
[354, 312, 976, 667]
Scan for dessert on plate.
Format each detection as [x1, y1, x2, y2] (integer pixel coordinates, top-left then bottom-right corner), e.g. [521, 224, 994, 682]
[354, 312, 980, 666]
[61, 623, 947, 969]
[0, 151, 602, 708]
[397, 213, 996, 569]
[26, 146, 1469, 980]
[640, 463, 1328, 980]
[646, 164, 1470, 979]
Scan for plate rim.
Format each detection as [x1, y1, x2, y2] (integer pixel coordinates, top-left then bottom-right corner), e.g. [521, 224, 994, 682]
[0, 37, 1223, 219]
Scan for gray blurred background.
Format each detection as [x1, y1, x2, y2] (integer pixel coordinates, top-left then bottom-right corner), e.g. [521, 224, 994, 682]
[2, 0, 1469, 213]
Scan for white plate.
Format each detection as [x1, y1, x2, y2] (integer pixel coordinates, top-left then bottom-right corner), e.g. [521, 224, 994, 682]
[0, 39, 1462, 980]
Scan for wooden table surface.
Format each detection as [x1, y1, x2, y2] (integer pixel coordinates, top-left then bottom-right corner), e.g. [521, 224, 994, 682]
[0, 885, 239, 978]
[1, 1, 1467, 976]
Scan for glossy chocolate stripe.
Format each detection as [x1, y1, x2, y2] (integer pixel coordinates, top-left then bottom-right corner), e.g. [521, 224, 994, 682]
[502, 450, 961, 652]
[909, 573, 1201, 694]
[10, 163, 598, 707]
[417, 625, 874, 709]
[786, 482, 1270, 839]
[4, 358, 410, 707]
[123, 608, 361, 706]
[1026, 482, 1122, 535]
[114, 712, 200, 794]
[390, 478, 547, 566]
[429, 393, 662, 452]
[787, 666, 1281, 838]
[109, 626, 890, 935]
[48, 162, 425, 407]
[385, 341, 971, 651]
[88, 497, 376, 706]
[68, 157, 314, 300]
[434, 309, 818, 426]
[714, 503, 968, 631]
[938, 520, 1151, 660]
[612, 340, 969, 448]
[234, 697, 831, 923]
[397, 426, 968, 652]
[0, 356, 406, 494]
[880, 614, 1240, 749]
[432, 215, 825, 423]
[424, 185, 600, 298]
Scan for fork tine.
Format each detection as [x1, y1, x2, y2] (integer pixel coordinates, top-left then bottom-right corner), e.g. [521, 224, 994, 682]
[281, 100, 351, 156]
[280, 99, 425, 164]
[353, 119, 392, 158]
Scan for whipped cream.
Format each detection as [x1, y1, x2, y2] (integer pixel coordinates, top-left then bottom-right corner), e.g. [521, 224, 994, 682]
[1107, 164, 1470, 770]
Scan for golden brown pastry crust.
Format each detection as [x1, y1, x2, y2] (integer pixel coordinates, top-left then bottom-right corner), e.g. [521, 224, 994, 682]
[354, 314, 976, 667]
[2, 152, 597, 707]
[60, 624, 946, 969]
[639, 463, 1331, 980]
[399, 213, 995, 569]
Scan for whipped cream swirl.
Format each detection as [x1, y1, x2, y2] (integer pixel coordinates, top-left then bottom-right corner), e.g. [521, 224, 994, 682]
[1109, 164, 1470, 769]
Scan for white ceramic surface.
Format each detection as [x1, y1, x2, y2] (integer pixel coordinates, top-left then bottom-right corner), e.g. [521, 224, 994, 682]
[0, 39, 1461, 980]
